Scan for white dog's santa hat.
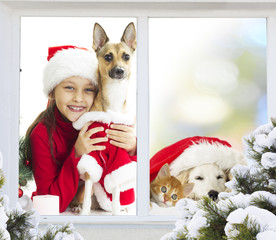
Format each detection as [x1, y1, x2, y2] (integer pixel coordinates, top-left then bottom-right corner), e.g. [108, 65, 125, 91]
[150, 136, 246, 182]
[43, 45, 98, 97]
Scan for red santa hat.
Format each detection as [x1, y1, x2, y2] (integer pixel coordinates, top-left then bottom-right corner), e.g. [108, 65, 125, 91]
[43, 45, 98, 97]
[150, 136, 246, 182]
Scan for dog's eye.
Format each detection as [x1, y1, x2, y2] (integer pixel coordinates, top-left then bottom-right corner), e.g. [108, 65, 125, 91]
[195, 176, 204, 181]
[217, 175, 223, 179]
[104, 54, 113, 62]
[171, 194, 178, 200]
[161, 186, 167, 193]
[122, 53, 130, 61]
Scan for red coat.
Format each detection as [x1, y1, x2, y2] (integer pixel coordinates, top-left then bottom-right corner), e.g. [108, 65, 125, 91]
[30, 107, 80, 212]
[89, 121, 136, 206]
[73, 111, 137, 211]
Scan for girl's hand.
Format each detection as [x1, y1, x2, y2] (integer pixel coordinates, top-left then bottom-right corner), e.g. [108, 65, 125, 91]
[74, 121, 107, 158]
[106, 124, 137, 156]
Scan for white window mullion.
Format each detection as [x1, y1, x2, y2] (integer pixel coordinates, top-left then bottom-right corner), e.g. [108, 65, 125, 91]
[267, 17, 276, 120]
[136, 16, 150, 217]
[0, 4, 20, 209]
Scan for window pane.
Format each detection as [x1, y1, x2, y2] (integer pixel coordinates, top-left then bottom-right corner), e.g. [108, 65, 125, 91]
[149, 18, 266, 215]
[20, 17, 137, 216]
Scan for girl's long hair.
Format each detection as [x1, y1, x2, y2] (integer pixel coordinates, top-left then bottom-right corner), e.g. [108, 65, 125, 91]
[25, 97, 59, 169]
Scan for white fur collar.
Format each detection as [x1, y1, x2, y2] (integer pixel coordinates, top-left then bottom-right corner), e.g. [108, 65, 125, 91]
[73, 110, 134, 130]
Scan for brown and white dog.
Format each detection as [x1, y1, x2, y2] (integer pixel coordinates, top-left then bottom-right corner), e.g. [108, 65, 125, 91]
[91, 22, 136, 113]
[72, 22, 137, 215]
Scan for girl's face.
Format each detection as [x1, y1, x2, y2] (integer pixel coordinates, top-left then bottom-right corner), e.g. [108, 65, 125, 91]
[53, 76, 96, 122]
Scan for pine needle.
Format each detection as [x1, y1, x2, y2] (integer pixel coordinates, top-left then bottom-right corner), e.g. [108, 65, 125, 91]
[6, 210, 35, 240]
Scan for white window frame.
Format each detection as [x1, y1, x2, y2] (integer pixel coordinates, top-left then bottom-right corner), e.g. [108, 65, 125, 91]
[1, 0, 276, 226]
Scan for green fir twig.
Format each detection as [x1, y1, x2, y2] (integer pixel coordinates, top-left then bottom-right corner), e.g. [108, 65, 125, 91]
[0, 169, 5, 190]
[231, 168, 271, 194]
[19, 137, 33, 187]
[39, 223, 74, 240]
[251, 195, 276, 215]
[228, 216, 261, 240]
[197, 197, 227, 240]
[6, 210, 35, 240]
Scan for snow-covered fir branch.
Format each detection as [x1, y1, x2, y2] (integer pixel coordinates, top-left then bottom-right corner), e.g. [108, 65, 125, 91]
[0, 151, 83, 240]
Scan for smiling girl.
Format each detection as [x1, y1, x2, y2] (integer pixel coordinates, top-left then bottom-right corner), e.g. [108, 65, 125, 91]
[25, 46, 137, 213]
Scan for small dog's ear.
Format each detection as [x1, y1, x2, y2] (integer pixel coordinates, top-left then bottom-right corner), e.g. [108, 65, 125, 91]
[121, 22, 137, 52]
[93, 23, 109, 52]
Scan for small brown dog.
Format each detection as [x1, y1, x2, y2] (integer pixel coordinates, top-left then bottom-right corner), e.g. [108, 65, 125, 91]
[72, 22, 137, 215]
[91, 22, 136, 112]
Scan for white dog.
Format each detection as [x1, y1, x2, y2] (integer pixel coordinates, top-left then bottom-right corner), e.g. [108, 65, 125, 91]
[176, 163, 229, 201]
[168, 139, 247, 201]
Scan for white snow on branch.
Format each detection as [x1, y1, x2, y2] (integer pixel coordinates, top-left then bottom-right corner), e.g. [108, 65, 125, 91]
[160, 198, 200, 240]
[253, 123, 273, 135]
[225, 206, 276, 238]
[261, 152, 276, 169]
[251, 191, 276, 207]
[217, 193, 250, 212]
[256, 231, 276, 240]
[255, 134, 273, 149]
[268, 127, 276, 148]
[176, 198, 199, 220]
[187, 209, 208, 238]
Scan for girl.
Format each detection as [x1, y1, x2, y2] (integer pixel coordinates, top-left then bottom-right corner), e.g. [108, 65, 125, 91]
[26, 46, 137, 213]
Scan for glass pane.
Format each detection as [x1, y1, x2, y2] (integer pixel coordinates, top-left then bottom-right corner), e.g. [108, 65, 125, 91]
[149, 18, 266, 215]
[20, 17, 137, 216]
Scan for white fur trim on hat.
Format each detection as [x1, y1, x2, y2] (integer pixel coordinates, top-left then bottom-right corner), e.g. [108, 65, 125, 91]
[73, 110, 135, 130]
[170, 141, 246, 177]
[104, 161, 136, 194]
[43, 48, 98, 96]
[77, 154, 103, 182]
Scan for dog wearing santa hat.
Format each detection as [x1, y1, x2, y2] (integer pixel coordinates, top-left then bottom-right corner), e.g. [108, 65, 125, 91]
[150, 136, 247, 201]
[72, 22, 137, 215]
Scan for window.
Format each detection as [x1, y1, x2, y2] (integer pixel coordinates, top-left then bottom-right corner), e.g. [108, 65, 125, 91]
[20, 17, 137, 216]
[149, 18, 266, 215]
[1, 0, 276, 224]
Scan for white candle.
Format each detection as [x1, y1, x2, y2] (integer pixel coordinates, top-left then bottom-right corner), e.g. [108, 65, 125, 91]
[33, 195, 59, 215]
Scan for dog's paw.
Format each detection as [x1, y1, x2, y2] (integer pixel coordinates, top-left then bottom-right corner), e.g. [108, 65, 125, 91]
[70, 206, 82, 213]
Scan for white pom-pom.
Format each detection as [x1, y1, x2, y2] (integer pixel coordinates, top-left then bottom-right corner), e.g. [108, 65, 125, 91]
[18, 195, 33, 211]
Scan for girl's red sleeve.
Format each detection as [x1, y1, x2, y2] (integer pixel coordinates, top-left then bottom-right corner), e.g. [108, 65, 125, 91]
[130, 155, 137, 162]
[30, 124, 80, 213]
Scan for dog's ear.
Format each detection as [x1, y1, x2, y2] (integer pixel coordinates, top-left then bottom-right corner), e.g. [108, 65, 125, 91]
[93, 23, 110, 52]
[121, 22, 137, 52]
[226, 169, 233, 181]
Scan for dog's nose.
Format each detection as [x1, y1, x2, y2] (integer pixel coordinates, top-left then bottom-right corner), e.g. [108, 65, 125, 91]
[115, 67, 124, 75]
[208, 190, 219, 201]
[110, 67, 125, 79]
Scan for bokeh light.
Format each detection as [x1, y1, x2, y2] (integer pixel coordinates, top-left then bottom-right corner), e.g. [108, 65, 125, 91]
[150, 18, 266, 155]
